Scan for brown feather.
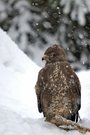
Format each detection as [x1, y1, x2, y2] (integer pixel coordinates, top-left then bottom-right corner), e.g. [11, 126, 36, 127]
[35, 44, 81, 122]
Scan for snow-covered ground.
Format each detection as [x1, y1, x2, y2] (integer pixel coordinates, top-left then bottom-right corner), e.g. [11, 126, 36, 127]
[0, 28, 42, 119]
[0, 28, 90, 135]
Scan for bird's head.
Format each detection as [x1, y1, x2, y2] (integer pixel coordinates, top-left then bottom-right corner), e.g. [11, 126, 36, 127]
[42, 44, 67, 64]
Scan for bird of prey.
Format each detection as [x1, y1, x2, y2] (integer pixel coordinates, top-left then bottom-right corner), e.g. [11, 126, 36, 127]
[35, 44, 90, 132]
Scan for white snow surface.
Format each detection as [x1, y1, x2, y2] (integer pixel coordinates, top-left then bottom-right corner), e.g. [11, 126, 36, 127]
[0, 28, 90, 135]
[0, 27, 41, 118]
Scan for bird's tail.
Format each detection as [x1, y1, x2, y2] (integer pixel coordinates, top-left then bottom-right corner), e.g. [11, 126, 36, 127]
[46, 115, 90, 133]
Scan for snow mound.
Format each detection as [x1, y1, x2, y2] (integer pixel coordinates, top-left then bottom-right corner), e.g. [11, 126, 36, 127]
[0, 28, 42, 118]
[0, 106, 33, 135]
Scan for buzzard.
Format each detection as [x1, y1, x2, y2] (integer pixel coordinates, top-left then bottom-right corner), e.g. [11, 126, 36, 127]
[35, 45, 90, 132]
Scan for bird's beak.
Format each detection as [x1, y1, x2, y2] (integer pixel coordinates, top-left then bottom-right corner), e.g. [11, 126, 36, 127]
[42, 54, 49, 61]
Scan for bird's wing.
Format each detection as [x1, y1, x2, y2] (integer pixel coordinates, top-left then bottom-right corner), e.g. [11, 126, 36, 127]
[73, 73, 81, 110]
[61, 62, 81, 110]
[67, 67, 81, 110]
[35, 69, 44, 113]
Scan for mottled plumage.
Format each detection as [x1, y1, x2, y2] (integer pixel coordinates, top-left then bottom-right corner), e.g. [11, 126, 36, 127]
[35, 45, 81, 125]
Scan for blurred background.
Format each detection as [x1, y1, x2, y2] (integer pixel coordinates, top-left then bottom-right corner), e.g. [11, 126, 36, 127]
[0, 0, 90, 71]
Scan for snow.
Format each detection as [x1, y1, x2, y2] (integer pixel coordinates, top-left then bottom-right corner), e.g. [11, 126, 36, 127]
[0, 106, 33, 135]
[78, 71, 90, 119]
[0, 28, 90, 134]
[60, 0, 90, 25]
[0, 27, 42, 118]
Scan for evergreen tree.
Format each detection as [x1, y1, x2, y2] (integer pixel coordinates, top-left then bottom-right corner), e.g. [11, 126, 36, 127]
[0, 0, 90, 70]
